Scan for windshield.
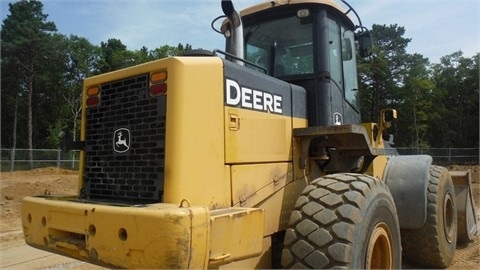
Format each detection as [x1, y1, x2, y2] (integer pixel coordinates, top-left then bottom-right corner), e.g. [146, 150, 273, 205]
[244, 14, 313, 77]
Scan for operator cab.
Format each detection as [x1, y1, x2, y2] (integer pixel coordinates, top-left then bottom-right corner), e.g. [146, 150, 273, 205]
[223, 1, 370, 127]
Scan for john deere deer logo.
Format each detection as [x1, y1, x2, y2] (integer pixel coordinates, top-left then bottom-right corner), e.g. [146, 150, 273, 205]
[113, 128, 130, 153]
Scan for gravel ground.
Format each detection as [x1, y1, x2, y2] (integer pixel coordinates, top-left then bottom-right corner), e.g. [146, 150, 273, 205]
[1, 166, 478, 269]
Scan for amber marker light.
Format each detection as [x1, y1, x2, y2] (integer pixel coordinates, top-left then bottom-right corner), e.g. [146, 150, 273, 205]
[87, 86, 100, 96]
[150, 70, 167, 83]
[86, 85, 100, 107]
[150, 70, 168, 96]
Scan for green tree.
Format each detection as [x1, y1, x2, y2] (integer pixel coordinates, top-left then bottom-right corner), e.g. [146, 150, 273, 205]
[34, 33, 70, 148]
[394, 53, 434, 148]
[149, 43, 192, 59]
[132, 46, 152, 64]
[95, 38, 136, 73]
[1, 0, 58, 165]
[62, 35, 100, 142]
[431, 52, 479, 147]
[1, 1, 198, 155]
[359, 24, 479, 149]
[358, 24, 412, 123]
[94, 42, 193, 73]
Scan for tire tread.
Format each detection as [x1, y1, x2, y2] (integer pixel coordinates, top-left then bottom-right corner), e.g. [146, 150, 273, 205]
[282, 173, 400, 268]
[401, 165, 457, 268]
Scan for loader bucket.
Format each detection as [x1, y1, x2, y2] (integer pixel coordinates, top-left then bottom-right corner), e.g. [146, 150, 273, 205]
[450, 170, 478, 243]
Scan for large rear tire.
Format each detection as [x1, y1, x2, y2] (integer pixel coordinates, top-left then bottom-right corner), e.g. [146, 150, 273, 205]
[401, 165, 457, 268]
[281, 173, 401, 269]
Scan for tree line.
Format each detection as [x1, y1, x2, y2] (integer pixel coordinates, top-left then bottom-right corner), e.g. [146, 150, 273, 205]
[359, 24, 478, 148]
[1, 0, 479, 153]
[1, 0, 191, 153]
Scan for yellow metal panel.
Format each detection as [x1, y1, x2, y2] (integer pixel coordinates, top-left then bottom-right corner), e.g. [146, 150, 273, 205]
[361, 123, 389, 179]
[231, 162, 293, 207]
[292, 117, 308, 178]
[208, 208, 264, 268]
[212, 178, 307, 269]
[225, 108, 292, 163]
[22, 196, 210, 269]
[362, 122, 384, 148]
[366, 155, 388, 180]
[217, 236, 273, 269]
[162, 57, 230, 209]
[256, 176, 307, 235]
[49, 211, 86, 234]
[292, 116, 308, 129]
[81, 57, 229, 209]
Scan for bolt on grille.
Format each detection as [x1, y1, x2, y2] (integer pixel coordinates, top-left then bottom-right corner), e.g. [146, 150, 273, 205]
[84, 74, 166, 203]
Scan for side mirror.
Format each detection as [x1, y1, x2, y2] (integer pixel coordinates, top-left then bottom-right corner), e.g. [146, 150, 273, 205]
[383, 109, 397, 122]
[357, 31, 373, 58]
[380, 109, 397, 129]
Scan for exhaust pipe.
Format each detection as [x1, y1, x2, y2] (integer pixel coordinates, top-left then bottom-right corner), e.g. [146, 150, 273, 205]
[222, 0, 244, 65]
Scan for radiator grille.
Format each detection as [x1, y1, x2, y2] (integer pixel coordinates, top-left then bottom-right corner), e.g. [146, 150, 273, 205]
[83, 74, 166, 203]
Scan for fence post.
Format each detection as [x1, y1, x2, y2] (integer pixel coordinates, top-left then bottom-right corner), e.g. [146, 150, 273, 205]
[448, 148, 451, 164]
[57, 148, 61, 168]
[71, 151, 76, 170]
[10, 148, 15, 172]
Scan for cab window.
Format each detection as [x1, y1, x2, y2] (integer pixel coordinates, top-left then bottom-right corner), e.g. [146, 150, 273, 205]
[328, 15, 359, 110]
[245, 14, 314, 77]
[342, 26, 359, 108]
[328, 16, 342, 86]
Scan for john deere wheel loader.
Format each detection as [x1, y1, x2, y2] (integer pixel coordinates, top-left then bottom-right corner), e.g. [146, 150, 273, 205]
[21, 0, 477, 268]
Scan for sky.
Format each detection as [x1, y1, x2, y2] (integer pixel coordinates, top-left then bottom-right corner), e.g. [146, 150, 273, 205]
[1, 0, 479, 64]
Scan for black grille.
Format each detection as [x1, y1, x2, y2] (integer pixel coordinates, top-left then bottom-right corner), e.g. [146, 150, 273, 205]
[84, 74, 166, 203]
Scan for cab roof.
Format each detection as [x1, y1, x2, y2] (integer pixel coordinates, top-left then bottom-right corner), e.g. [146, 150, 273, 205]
[240, 0, 351, 21]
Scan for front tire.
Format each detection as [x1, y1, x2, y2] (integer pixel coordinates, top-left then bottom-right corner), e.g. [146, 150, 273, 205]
[281, 173, 401, 269]
[401, 166, 457, 268]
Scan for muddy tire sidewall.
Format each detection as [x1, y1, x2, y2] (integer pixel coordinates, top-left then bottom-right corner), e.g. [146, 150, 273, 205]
[401, 166, 457, 268]
[281, 174, 401, 268]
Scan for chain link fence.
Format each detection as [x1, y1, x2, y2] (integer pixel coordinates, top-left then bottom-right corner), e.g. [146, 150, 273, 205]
[1, 147, 478, 172]
[1, 149, 80, 172]
[396, 147, 479, 165]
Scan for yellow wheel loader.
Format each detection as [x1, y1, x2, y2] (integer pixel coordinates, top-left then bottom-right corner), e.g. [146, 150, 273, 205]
[22, 0, 477, 268]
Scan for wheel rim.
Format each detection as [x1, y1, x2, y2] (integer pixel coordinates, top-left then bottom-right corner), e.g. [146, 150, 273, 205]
[366, 222, 393, 269]
[443, 191, 455, 243]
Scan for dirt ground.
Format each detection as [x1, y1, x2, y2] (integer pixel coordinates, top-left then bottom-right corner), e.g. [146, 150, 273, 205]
[0, 166, 479, 269]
